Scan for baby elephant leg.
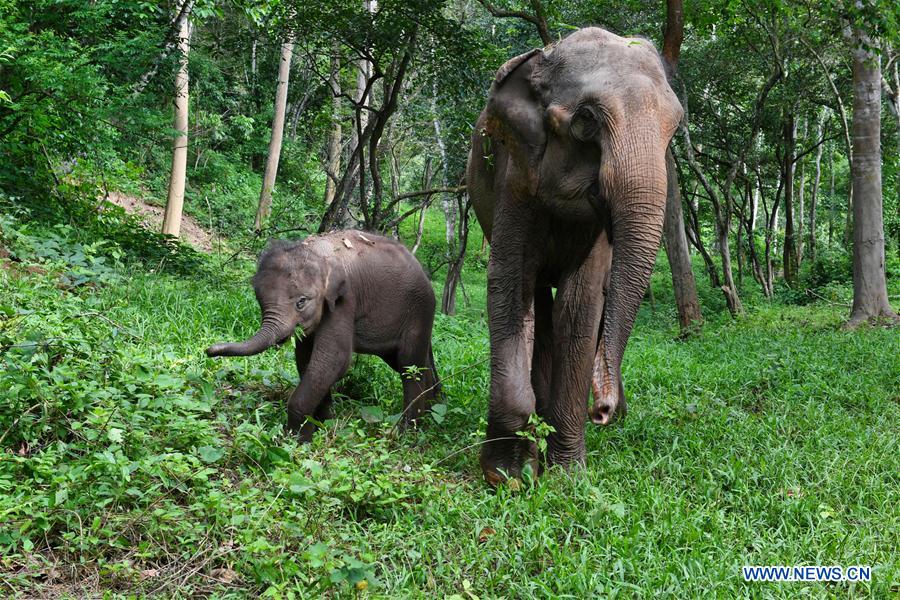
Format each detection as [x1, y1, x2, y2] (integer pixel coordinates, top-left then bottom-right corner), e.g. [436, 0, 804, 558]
[288, 324, 351, 441]
[397, 339, 440, 427]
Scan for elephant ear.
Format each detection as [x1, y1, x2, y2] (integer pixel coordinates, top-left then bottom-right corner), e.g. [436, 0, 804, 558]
[485, 49, 547, 195]
[325, 264, 348, 313]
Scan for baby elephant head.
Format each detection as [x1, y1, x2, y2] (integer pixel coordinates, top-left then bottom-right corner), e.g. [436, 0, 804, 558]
[206, 241, 347, 357]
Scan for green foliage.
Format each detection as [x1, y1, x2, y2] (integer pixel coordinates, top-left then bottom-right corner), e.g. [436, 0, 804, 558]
[2, 198, 898, 596]
[516, 413, 556, 457]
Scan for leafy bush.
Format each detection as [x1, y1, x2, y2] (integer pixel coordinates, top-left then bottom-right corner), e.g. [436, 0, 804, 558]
[801, 246, 852, 289]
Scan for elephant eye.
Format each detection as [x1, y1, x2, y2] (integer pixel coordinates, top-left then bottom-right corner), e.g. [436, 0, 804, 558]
[295, 297, 308, 310]
[570, 105, 601, 142]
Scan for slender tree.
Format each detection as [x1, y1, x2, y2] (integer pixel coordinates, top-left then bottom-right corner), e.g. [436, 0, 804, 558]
[254, 36, 295, 232]
[660, 0, 702, 332]
[162, 0, 193, 238]
[782, 113, 798, 285]
[323, 45, 342, 207]
[808, 109, 827, 263]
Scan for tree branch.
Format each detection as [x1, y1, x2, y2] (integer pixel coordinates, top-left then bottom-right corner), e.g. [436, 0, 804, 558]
[477, 0, 552, 45]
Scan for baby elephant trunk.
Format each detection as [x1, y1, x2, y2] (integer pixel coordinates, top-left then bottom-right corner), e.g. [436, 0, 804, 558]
[206, 319, 290, 357]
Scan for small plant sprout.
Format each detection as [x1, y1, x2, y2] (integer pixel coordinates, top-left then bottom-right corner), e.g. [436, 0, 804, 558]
[516, 413, 556, 457]
[402, 364, 427, 382]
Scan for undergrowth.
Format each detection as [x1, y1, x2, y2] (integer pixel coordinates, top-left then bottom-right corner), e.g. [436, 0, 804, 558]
[0, 201, 897, 598]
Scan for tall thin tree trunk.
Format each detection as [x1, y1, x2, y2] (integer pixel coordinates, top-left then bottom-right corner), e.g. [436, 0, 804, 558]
[828, 146, 835, 245]
[663, 149, 702, 330]
[809, 110, 826, 264]
[348, 0, 375, 172]
[847, 34, 898, 326]
[324, 47, 342, 207]
[162, 0, 193, 238]
[796, 118, 806, 266]
[433, 85, 460, 314]
[412, 158, 434, 255]
[782, 114, 798, 285]
[442, 192, 471, 316]
[254, 37, 295, 232]
[660, 0, 702, 332]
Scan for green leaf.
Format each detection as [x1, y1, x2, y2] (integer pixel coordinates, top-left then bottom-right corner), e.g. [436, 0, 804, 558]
[107, 428, 124, 443]
[608, 503, 626, 519]
[197, 445, 224, 464]
[360, 405, 384, 423]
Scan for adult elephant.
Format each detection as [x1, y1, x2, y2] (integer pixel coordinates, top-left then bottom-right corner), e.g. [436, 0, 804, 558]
[467, 27, 683, 484]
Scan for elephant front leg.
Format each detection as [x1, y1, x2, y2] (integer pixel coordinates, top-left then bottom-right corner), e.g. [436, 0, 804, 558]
[544, 232, 610, 467]
[287, 321, 352, 441]
[481, 206, 541, 485]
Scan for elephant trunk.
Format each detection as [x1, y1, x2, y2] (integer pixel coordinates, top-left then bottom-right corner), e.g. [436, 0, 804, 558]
[206, 313, 292, 357]
[590, 131, 668, 424]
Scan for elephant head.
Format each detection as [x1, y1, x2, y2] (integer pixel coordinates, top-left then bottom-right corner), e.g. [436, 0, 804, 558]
[486, 28, 682, 424]
[206, 240, 348, 357]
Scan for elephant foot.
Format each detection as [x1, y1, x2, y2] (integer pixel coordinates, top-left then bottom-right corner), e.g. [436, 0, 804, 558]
[479, 435, 538, 486]
[287, 412, 321, 443]
[546, 439, 587, 469]
[401, 400, 433, 428]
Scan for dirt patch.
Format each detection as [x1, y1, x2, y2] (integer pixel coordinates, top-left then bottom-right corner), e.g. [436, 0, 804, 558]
[104, 191, 217, 252]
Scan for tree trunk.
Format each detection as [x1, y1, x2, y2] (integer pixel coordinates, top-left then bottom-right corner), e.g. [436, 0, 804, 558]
[760, 168, 783, 299]
[324, 47, 342, 206]
[162, 0, 193, 238]
[809, 110, 826, 264]
[254, 37, 295, 232]
[781, 114, 798, 285]
[442, 192, 471, 316]
[659, 0, 702, 332]
[348, 1, 375, 172]
[433, 85, 461, 314]
[796, 118, 806, 266]
[132, 0, 195, 97]
[411, 158, 434, 255]
[828, 146, 835, 245]
[319, 26, 417, 233]
[847, 34, 897, 326]
[662, 149, 702, 331]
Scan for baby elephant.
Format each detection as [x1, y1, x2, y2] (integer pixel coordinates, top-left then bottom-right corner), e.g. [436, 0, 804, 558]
[207, 230, 440, 440]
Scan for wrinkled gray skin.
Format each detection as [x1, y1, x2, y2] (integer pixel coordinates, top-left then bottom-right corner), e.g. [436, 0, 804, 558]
[467, 27, 682, 484]
[207, 231, 440, 440]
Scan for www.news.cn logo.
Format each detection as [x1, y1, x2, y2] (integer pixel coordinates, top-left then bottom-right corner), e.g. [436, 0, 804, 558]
[742, 565, 871, 582]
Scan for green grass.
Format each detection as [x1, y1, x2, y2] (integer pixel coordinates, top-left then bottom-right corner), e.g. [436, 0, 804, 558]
[1, 207, 898, 598]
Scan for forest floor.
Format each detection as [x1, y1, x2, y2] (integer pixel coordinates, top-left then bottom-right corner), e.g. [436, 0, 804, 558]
[104, 191, 218, 252]
[0, 197, 898, 598]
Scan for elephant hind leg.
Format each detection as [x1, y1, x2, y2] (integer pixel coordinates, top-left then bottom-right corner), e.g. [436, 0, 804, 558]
[395, 339, 440, 427]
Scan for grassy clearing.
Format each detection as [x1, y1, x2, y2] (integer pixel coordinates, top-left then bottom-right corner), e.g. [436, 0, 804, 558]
[0, 206, 898, 598]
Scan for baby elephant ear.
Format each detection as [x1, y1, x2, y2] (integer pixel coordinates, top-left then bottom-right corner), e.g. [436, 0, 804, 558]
[325, 267, 348, 312]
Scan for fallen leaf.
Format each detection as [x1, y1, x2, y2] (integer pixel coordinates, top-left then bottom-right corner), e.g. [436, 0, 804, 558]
[358, 233, 374, 244]
[342, 238, 353, 249]
[210, 567, 239, 584]
[478, 527, 495, 543]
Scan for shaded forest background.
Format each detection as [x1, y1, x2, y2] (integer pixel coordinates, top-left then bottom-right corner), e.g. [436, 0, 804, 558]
[2, 0, 897, 321]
